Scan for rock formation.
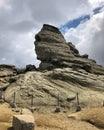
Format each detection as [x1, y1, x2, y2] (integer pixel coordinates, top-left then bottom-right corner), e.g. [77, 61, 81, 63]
[25, 64, 37, 72]
[0, 64, 18, 90]
[35, 24, 104, 75]
[1, 24, 104, 109]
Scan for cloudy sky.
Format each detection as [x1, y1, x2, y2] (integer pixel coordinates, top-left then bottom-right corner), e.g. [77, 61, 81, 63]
[0, 0, 104, 67]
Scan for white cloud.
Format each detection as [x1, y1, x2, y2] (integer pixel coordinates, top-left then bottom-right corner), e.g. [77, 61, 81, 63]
[0, 0, 11, 10]
[0, 0, 104, 67]
[0, 0, 7, 7]
[0, 29, 40, 67]
[88, 0, 104, 8]
[64, 10, 104, 66]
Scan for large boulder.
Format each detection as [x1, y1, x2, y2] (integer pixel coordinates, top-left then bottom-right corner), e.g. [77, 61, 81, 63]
[13, 115, 35, 130]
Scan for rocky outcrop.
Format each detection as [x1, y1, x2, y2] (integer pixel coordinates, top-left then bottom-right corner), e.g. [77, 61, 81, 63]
[4, 68, 104, 108]
[0, 64, 17, 77]
[0, 64, 37, 90]
[35, 24, 80, 70]
[26, 64, 37, 72]
[35, 24, 66, 43]
[35, 24, 104, 75]
[0, 64, 18, 91]
[1, 24, 104, 110]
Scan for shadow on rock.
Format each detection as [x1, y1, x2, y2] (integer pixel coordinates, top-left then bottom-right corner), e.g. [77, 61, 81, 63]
[7, 127, 13, 130]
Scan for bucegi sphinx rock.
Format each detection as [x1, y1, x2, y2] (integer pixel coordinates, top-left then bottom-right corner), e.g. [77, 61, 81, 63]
[3, 24, 104, 108]
[35, 24, 104, 74]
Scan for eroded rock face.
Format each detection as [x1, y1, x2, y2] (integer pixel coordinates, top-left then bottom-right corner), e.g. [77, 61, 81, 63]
[26, 64, 37, 71]
[4, 68, 104, 108]
[1, 24, 104, 110]
[35, 24, 66, 43]
[0, 64, 18, 90]
[35, 24, 104, 75]
[35, 24, 80, 70]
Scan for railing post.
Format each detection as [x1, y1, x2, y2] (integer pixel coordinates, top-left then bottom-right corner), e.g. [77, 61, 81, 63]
[76, 92, 81, 112]
[29, 94, 35, 113]
[31, 94, 34, 107]
[55, 93, 61, 112]
[13, 92, 16, 104]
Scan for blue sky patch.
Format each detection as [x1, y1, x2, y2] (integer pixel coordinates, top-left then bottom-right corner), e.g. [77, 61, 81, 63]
[93, 6, 104, 15]
[60, 15, 90, 33]
[60, 6, 104, 34]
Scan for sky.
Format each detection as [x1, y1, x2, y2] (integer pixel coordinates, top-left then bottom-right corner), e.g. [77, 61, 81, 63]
[0, 0, 104, 67]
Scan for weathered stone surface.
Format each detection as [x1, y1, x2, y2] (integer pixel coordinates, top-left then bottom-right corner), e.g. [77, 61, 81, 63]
[1, 24, 104, 110]
[0, 64, 17, 77]
[22, 108, 33, 115]
[26, 64, 37, 71]
[4, 69, 104, 108]
[81, 54, 89, 59]
[67, 42, 79, 55]
[35, 24, 66, 43]
[0, 64, 19, 91]
[13, 115, 35, 130]
[35, 24, 104, 75]
[39, 62, 55, 70]
[35, 25, 80, 70]
[0, 83, 10, 90]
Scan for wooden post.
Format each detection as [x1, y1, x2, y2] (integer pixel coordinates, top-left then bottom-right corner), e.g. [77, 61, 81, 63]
[11, 92, 17, 108]
[0, 89, 4, 103]
[102, 100, 104, 107]
[55, 93, 61, 112]
[0, 89, 3, 99]
[76, 92, 79, 105]
[20, 108, 23, 115]
[76, 92, 81, 112]
[57, 93, 60, 107]
[13, 92, 16, 104]
[31, 94, 34, 107]
[30, 94, 35, 113]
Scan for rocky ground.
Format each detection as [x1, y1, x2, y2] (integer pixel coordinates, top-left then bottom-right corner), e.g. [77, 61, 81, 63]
[1, 103, 104, 130]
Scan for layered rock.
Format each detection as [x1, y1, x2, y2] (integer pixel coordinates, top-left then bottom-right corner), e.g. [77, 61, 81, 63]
[0, 64, 37, 90]
[0, 64, 17, 77]
[35, 24, 104, 75]
[0, 64, 18, 91]
[1, 24, 104, 110]
[4, 68, 104, 108]
[25, 64, 37, 72]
